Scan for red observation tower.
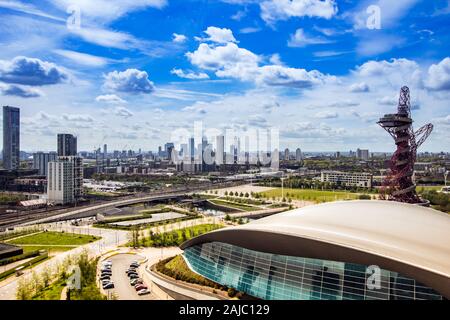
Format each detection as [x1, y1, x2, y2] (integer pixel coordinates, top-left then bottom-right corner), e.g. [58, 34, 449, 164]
[377, 86, 433, 204]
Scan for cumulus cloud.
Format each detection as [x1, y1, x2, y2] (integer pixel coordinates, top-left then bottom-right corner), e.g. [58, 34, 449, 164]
[196, 26, 237, 44]
[354, 58, 423, 88]
[96, 94, 127, 104]
[349, 82, 370, 92]
[187, 42, 334, 88]
[171, 68, 209, 80]
[103, 69, 154, 94]
[260, 0, 338, 24]
[425, 57, 450, 91]
[113, 106, 134, 118]
[0, 83, 43, 98]
[0, 56, 69, 86]
[172, 33, 187, 43]
[314, 110, 338, 119]
[288, 28, 332, 47]
[377, 95, 397, 105]
[62, 114, 94, 122]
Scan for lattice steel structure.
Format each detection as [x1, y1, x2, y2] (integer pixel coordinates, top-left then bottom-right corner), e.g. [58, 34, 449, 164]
[377, 86, 433, 204]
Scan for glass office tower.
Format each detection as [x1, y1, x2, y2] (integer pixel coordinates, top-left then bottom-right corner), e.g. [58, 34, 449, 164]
[2, 106, 20, 170]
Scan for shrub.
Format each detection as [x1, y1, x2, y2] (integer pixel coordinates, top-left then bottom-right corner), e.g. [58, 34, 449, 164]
[227, 287, 237, 298]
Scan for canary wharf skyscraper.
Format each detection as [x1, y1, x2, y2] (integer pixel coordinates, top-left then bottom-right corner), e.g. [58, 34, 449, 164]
[2, 106, 20, 170]
[57, 134, 77, 157]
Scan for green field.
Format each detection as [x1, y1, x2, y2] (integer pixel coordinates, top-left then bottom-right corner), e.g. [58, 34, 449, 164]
[8, 231, 100, 250]
[20, 245, 74, 254]
[259, 188, 360, 203]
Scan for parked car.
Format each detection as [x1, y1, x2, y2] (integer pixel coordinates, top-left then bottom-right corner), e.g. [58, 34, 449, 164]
[130, 278, 143, 286]
[126, 268, 136, 274]
[129, 274, 139, 279]
[103, 282, 114, 289]
[137, 289, 150, 296]
[101, 271, 112, 276]
[135, 284, 147, 291]
[100, 275, 111, 281]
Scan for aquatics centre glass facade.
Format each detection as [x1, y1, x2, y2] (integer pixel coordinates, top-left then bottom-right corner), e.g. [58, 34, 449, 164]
[183, 241, 444, 300]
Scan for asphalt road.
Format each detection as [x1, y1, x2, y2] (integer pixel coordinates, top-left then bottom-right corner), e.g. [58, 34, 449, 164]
[0, 224, 128, 300]
[105, 253, 156, 300]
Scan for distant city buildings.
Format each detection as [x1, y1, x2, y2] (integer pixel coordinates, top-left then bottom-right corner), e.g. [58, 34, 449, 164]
[320, 170, 373, 188]
[2, 106, 20, 170]
[33, 152, 57, 176]
[57, 134, 77, 156]
[357, 148, 369, 161]
[284, 148, 290, 161]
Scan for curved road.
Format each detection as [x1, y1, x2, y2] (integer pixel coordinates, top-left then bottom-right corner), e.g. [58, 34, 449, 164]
[0, 224, 128, 300]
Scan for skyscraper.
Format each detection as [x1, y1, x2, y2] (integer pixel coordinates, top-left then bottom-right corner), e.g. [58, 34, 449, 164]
[216, 135, 224, 165]
[296, 148, 302, 161]
[57, 134, 77, 156]
[103, 144, 107, 158]
[33, 152, 57, 176]
[2, 106, 20, 170]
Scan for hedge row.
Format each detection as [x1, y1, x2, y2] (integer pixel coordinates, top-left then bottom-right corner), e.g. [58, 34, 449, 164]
[0, 250, 41, 266]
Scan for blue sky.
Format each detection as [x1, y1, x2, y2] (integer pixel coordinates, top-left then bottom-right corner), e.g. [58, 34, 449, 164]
[0, 0, 449, 152]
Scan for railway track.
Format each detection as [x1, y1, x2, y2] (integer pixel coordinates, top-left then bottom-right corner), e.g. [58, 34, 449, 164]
[0, 181, 245, 229]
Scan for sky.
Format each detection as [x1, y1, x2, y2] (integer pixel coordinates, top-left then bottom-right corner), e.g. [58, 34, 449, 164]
[0, 0, 449, 153]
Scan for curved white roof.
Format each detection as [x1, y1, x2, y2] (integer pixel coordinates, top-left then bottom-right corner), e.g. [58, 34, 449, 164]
[246, 200, 450, 277]
[182, 200, 450, 297]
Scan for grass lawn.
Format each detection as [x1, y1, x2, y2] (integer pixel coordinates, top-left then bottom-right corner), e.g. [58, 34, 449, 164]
[259, 188, 360, 203]
[417, 185, 445, 192]
[209, 199, 260, 212]
[165, 255, 207, 283]
[20, 245, 74, 254]
[7, 231, 100, 246]
[32, 279, 66, 300]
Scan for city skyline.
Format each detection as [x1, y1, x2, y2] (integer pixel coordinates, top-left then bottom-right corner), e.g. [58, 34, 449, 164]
[0, 1, 449, 152]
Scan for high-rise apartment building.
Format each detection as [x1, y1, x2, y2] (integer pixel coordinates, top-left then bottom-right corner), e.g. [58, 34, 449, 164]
[3, 106, 20, 170]
[57, 134, 77, 157]
[33, 152, 57, 176]
[47, 156, 83, 205]
[295, 148, 302, 161]
[284, 148, 290, 161]
[357, 148, 369, 161]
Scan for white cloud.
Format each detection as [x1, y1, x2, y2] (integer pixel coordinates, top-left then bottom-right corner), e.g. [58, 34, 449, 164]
[196, 26, 237, 44]
[53, 49, 109, 67]
[172, 33, 187, 43]
[187, 41, 335, 88]
[314, 110, 338, 119]
[68, 27, 137, 50]
[354, 58, 422, 88]
[96, 94, 127, 104]
[425, 57, 450, 91]
[349, 82, 370, 92]
[0, 82, 43, 98]
[62, 114, 94, 122]
[113, 106, 134, 118]
[0, 56, 69, 86]
[240, 27, 261, 34]
[50, 0, 167, 23]
[288, 28, 332, 47]
[260, 0, 338, 24]
[377, 95, 397, 105]
[170, 68, 209, 80]
[103, 69, 154, 94]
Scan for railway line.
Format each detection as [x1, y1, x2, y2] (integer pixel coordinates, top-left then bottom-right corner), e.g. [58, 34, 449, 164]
[0, 181, 245, 229]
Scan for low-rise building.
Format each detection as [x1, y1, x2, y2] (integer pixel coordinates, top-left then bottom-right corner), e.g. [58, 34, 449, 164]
[320, 170, 373, 188]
